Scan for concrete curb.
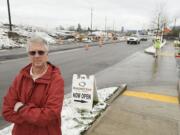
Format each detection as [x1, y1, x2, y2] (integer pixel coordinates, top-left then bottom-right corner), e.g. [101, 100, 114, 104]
[83, 84, 127, 135]
[106, 84, 127, 105]
[144, 40, 167, 55]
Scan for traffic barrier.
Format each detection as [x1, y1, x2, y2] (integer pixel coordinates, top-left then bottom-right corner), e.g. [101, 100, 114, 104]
[99, 39, 104, 47]
[85, 44, 90, 50]
[58, 38, 64, 45]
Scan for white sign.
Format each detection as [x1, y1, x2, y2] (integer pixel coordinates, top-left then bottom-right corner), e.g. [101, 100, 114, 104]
[72, 74, 98, 111]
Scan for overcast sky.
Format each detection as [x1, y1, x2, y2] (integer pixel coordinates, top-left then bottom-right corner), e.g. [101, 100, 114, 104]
[0, 0, 180, 30]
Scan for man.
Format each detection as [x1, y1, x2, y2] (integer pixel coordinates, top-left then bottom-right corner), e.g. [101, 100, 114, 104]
[2, 35, 64, 135]
[154, 38, 161, 58]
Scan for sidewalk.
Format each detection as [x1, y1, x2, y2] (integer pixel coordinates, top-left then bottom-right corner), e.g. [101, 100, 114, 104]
[85, 41, 180, 135]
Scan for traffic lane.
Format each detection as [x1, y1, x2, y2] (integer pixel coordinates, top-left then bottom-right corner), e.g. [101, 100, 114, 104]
[0, 41, 123, 61]
[49, 41, 151, 92]
[0, 39, 149, 58]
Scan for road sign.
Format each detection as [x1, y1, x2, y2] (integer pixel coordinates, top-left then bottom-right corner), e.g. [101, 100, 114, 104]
[72, 74, 98, 111]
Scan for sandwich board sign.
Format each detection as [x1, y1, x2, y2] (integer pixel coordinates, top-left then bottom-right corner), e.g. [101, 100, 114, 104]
[72, 74, 98, 111]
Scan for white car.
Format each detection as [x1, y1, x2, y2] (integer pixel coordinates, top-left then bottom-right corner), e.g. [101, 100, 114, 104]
[140, 35, 148, 41]
[127, 35, 141, 44]
[82, 38, 92, 43]
[2, 44, 13, 49]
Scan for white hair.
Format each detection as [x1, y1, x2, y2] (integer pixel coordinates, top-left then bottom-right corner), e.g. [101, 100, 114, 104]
[26, 35, 49, 52]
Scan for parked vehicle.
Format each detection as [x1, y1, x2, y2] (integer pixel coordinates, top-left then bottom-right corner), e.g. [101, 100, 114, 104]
[63, 35, 75, 40]
[82, 38, 92, 43]
[2, 44, 13, 49]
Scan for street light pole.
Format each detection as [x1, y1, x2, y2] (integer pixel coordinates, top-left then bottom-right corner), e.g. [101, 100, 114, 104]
[105, 16, 107, 37]
[7, 0, 12, 31]
[113, 20, 115, 33]
[156, 13, 160, 38]
[91, 8, 93, 33]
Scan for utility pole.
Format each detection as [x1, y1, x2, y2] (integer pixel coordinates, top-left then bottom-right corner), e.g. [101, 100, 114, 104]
[91, 8, 93, 33]
[173, 18, 177, 30]
[7, 0, 12, 31]
[113, 20, 115, 33]
[156, 13, 160, 38]
[105, 16, 107, 37]
[161, 19, 166, 43]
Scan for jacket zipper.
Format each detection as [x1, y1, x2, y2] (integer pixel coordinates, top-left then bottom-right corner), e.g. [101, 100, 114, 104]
[25, 80, 35, 104]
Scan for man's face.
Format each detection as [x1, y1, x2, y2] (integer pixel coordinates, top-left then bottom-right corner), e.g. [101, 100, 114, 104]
[28, 43, 48, 68]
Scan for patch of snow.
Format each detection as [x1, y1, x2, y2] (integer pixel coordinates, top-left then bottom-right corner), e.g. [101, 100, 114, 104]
[13, 27, 32, 38]
[0, 24, 59, 50]
[34, 32, 56, 44]
[0, 34, 18, 49]
[0, 87, 118, 135]
[0, 125, 13, 135]
[144, 46, 155, 54]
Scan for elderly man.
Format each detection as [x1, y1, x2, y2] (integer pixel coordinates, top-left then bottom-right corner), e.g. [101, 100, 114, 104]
[2, 36, 64, 135]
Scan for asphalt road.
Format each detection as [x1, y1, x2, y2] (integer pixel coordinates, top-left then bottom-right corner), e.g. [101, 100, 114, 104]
[0, 40, 151, 128]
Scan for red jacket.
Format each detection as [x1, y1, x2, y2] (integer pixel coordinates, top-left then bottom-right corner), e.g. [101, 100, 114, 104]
[2, 63, 64, 135]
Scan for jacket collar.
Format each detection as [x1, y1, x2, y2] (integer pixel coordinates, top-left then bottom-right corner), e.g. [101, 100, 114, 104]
[21, 62, 56, 84]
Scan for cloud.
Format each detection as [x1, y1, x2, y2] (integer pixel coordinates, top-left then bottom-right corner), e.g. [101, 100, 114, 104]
[0, 0, 180, 29]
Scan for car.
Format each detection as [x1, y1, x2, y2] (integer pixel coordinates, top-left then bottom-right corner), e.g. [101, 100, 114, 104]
[82, 38, 92, 43]
[127, 35, 141, 44]
[63, 35, 75, 40]
[140, 35, 148, 41]
[1, 44, 13, 49]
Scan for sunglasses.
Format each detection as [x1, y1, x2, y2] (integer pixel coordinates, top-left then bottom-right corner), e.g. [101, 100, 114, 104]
[28, 50, 47, 56]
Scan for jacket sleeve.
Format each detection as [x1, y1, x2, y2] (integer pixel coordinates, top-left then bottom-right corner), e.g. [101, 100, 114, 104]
[19, 76, 64, 127]
[2, 75, 25, 124]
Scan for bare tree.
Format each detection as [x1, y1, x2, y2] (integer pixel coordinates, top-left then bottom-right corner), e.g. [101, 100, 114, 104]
[150, 2, 169, 39]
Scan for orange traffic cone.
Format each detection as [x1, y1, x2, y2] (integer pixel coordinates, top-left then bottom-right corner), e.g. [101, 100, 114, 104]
[99, 42, 102, 47]
[59, 38, 64, 45]
[61, 39, 64, 45]
[99, 40, 103, 47]
[85, 44, 89, 50]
